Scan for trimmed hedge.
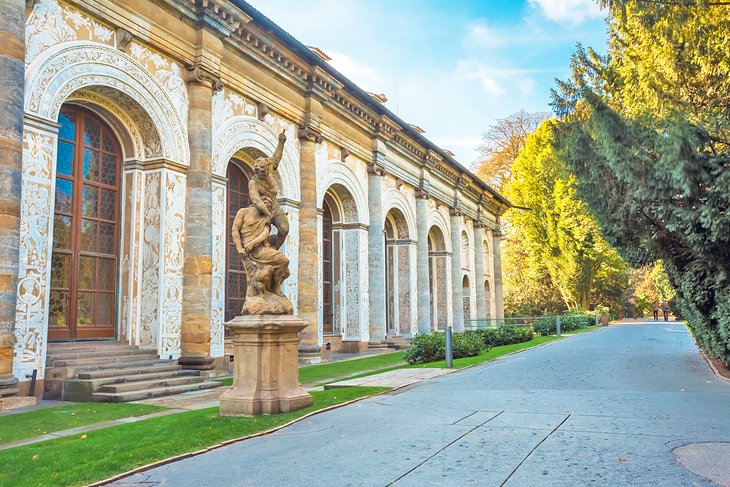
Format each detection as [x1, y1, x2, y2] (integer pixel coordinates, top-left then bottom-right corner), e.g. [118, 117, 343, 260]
[404, 326, 534, 365]
[533, 311, 594, 336]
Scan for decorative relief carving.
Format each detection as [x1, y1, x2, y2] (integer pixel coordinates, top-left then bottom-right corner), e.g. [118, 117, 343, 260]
[140, 171, 161, 346]
[159, 171, 185, 357]
[212, 89, 257, 135]
[398, 245, 411, 334]
[281, 206, 299, 314]
[344, 231, 360, 339]
[212, 117, 299, 201]
[13, 126, 57, 379]
[26, 43, 189, 165]
[26, 0, 114, 66]
[210, 183, 226, 357]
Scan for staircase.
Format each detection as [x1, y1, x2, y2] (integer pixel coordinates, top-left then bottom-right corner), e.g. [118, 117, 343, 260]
[386, 334, 410, 350]
[44, 342, 222, 402]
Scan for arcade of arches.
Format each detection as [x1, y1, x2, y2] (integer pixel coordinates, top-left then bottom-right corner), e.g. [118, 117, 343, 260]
[1, 0, 506, 396]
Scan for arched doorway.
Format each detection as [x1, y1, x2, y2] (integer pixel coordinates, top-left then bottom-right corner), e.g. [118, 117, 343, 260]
[322, 196, 337, 334]
[484, 280, 492, 322]
[462, 275, 471, 329]
[384, 208, 412, 335]
[428, 225, 448, 331]
[49, 106, 121, 341]
[225, 159, 251, 322]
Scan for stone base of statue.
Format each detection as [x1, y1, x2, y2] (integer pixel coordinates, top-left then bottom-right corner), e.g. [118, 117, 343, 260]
[220, 315, 313, 416]
[242, 293, 293, 316]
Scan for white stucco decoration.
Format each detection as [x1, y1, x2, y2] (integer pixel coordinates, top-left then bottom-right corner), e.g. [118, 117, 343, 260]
[427, 208, 453, 253]
[382, 188, 417, 239]
[25, 41, 189, 165]
[212, 116, 299, 202]
[316, 161, 369, 224]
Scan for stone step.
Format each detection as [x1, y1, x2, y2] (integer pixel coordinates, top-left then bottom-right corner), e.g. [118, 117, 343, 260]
[91, 381, 223, 403]
[47, 349, 152, 363]
[75, 362, 181, 380]
[71, 369, 197, 391]
[47, 341, 130, 351]
[0, 387, 20, 398]
[97, 375, 206, 393]
[50, 353, 159, 368]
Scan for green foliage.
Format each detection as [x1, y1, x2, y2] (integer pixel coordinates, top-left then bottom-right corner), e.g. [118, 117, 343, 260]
[502, 120, 629, 315]
[470, 326, 534, 348]
[552, 2, 730, 365]
[533, 311, 595, 336]
[627, 261, 677, 317]
[404, 332, 487, 365]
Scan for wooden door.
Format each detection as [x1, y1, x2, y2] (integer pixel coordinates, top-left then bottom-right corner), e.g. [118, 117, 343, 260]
[49, 107, 121, 341]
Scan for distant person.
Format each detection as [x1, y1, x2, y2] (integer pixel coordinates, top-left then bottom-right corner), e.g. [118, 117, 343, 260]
[652, 301, 660, 321]
[661, 301, 670, 322]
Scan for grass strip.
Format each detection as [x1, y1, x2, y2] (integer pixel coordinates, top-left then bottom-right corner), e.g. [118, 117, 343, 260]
[217, 351, 406, 387]
[408, 335, 563, 369]
[0, 386, 388, 487]
[562, 325, 602, 335]
[0, 403, 166, 444]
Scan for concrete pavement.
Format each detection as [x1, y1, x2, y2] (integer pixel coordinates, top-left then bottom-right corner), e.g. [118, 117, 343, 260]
[115, 322, 730, 486]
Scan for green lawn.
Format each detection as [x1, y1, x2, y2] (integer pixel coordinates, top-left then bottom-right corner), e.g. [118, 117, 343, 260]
[409, 335, 563, 369]
[563, 324, 602, 335]
[217, 350, 406, 387]
[0, 403, 166, 444]
[0, 386, 388, 487]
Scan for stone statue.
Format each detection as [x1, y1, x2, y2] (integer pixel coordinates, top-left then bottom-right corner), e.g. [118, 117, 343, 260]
[231, 131, 293, 315]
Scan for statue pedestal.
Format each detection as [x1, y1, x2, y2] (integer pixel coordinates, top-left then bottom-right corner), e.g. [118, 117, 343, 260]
[220, 315, 313, 416]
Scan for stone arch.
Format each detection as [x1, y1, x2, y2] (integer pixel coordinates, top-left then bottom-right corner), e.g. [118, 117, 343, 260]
[382, 188, 416, 239]
[317, 161, 368, 225]
[212, 116, 299, 202]
[482, 236, 492, 277]
[462, 274, 472, 325]
[461, 230, 470, 270]
[25, 41, 189, 165]
[385, 207, 410, 239]
[427, 209, 452, 253]
[384, 206, 414, 336]
[427, 224, 449, 331]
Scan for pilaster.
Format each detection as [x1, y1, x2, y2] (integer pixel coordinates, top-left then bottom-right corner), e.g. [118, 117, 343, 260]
[367, 151, 386, 346]
[0, 0, 24, 398]
[493, 226, 505, 320]
[473, 223, 487, 323]
[449, 208, 464, 332]
[415, 189, 431, 334]
[179, 66, 218, 370]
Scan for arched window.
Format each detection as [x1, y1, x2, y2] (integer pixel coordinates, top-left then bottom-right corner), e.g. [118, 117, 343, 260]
[49, 106, 121, 340]
[225, 161, 250, 322]
[461, 231, 470, 270]
[462, 275, 471, 327]
[322, 198, 334, 333]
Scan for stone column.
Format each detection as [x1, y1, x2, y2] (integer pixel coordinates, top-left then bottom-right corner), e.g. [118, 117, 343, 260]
[415, 193, 431, 334]
[473, 224, 487, 324]
[0, 0, 24, 397]
[449, 209, 464, 332]
[179, 72, 215, 370]
[297, 128, 321, 362]
[367, 162, 386, 346]
[493, 227, 505, 320]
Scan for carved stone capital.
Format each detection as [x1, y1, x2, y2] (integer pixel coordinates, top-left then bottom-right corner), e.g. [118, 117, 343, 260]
[297, 125, 322, 143]
[116, 28, 133, 53]
[256, 102, 269, 121]
[449, 206, 462, 217]
[187, 64, 223, 92]
[415, 187, 430, 200]
[367, 163, 385, 177]
[340, 146, 350, 162]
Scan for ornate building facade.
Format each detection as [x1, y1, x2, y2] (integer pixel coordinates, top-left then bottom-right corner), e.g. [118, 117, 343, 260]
[0, 0, 508, 396]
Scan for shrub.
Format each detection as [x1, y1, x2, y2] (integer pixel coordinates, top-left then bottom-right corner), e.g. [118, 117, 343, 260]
[470, 326, 534, 347]
[533, 311, 595, 336]
[404, 333, 445, 364]
[404, 330, 487, 365]
[452, 332, 486, 359]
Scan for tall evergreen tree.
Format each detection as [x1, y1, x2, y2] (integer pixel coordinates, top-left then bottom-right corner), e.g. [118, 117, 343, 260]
[552, 1, 730, 364]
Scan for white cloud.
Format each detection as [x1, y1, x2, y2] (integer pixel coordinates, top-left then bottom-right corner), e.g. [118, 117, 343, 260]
[455, 60, 505, 95]
[528, 0, 604, 24]
[325, 50, 384, 93]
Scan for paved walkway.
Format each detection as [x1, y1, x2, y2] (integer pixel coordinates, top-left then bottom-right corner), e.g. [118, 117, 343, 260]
[117, 322, 730, 486]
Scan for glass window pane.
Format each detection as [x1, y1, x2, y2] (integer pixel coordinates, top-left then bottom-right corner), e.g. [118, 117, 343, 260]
[101, 154, 117, 186]
[83, 149, 99, 182]
[58, 112, 76, 141]
[80, 219, 97, 252]
[82, 185, 98, 218]
[54, 179, 73, 214]
[50, 253, 70, 288]
[84, 118, 100, 148]
[98, 222, 115, 255]
[78, 256, 96, 290]
[56, 141, 74, 177]
[95, 293, 113, 326]
[77, 292, 93, 326]
[53, 215, 72, 250]
[98, 259, 116, 290]
[100, 189, 116, 221]
[48, 290, 69, 328]
[102, 132, 116, 153]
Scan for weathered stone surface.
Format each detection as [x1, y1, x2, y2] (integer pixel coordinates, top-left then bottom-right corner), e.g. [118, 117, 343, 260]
[220, 315, 312, 416]
[242, 293, 293, 316]
[0, 395, 36, 411]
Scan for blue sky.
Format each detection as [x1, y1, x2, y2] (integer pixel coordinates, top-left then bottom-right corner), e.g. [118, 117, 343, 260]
[248, 0, 608, 168]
